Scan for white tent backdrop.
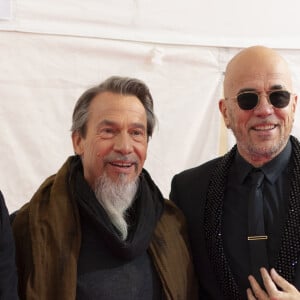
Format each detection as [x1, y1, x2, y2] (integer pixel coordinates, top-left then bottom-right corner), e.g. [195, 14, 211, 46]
[1, 0, 300, 212]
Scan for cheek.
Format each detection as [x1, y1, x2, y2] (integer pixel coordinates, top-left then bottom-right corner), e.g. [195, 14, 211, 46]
[231, 110, 251, 127]
[135, 143, 148, 162]
[94, 140, 114, 158]
[276, 109, 293, 126]
[228, 108, 240, 128]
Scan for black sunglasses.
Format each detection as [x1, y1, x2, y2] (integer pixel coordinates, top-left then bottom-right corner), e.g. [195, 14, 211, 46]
[231, 90, 291, 110]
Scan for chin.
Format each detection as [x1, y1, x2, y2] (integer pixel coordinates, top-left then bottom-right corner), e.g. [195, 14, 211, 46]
[252, 143, 282, 157]
[111, 173, 135, 184]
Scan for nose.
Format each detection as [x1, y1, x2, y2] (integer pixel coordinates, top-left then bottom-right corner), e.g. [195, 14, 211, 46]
[113, 132, 133, 155]
[253, 94, 274, 116]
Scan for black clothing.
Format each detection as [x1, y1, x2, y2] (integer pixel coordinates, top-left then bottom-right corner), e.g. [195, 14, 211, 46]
[170, 136, 300, 300]
[11, 155, 198, 300]
[0, 191, 18, 300]
[70, 157, 164, 299]
[223, 141, 291, 296]
[77, 207, 162, 300]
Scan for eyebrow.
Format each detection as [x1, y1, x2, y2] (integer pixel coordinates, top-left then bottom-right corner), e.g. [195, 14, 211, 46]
[269, 84, 284, 90]
[238, 84, 285, 94]
[238, 88, 256, 93]
[96, 120, 116, 129]
[97, 119, 146, 131]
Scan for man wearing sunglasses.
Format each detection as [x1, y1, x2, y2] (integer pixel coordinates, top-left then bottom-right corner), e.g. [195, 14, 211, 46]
[170, 46, 300, 300]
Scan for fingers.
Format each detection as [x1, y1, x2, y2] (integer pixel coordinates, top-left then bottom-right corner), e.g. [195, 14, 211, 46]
[261, 268, 279, 295]
[269, 268, 296, 293]
[248, 268, 300, 300]
[247, 288, 256, 299]
[248, 274, 269, 300]
[247, 287, 258, 300]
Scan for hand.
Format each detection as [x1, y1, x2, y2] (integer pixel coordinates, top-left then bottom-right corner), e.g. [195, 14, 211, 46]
[247, 268, 300, 300]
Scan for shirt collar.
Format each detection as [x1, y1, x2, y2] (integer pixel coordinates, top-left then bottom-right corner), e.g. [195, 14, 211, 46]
[234, 139, 292, 185]
[261, 139, 291, 184]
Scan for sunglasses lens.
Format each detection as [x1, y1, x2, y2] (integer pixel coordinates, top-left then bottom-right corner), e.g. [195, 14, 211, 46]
[237, 93, 258, 110]
[236, 91, 291, 110]
[269, 91, 290, 108]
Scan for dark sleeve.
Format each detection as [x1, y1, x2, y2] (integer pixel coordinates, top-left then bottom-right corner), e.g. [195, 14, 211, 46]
[169, 174, 180, 206]
[170, 159, 220, 215]
[0, 191, 19, 300]
[169, 162, 224, 300]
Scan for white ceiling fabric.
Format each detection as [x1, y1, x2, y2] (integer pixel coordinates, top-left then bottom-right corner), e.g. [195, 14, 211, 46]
[1, 0, 300, 212]
[2, 0, 300, 48]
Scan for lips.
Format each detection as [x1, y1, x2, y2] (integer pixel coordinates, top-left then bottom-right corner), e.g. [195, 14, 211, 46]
[252, 124, 277, 131]
[109, 161, 135, 168]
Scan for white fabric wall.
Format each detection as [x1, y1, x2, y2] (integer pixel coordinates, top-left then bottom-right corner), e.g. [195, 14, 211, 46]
[1, 0, 300, 212]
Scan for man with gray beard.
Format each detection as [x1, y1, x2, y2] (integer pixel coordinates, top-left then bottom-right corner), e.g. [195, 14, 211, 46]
[95, 171, 139, 240]
[11, 76, 198, 300]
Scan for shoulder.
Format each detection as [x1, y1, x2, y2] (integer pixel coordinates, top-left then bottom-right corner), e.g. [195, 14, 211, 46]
[0, 191, 11, 230]
[0, 191, 8, 215]
[11, 173, 55, 238]
[174, 157, 221, 181]
[171, 157, 222, 194]
[0, 191, 6, 219]
[11, 202, 30, 243]
[153, 200, 189, 238]
[291, 135, 300, 150]
[169, 156, 227, 213]
[0, 191, 4, 205]
[0, 192, 18, 300]
[0, 191, 13, 237]
[154, 199, 190, 248]
[162, 199, 186, 224]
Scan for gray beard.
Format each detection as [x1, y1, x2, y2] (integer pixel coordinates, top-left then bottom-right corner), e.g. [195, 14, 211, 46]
[94, 173, 139, 241]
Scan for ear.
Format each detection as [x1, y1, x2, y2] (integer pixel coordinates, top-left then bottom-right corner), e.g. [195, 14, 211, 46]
[72, 131, 84, 155]
[219, 98, 230, 128]
[292, 94, 298, 113]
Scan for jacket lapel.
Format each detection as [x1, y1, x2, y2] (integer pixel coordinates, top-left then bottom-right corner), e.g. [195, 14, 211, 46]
[204, 136, 300, 299]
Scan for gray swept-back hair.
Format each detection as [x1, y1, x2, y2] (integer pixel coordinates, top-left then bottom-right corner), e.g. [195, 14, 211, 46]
[71, 76, 156, 138]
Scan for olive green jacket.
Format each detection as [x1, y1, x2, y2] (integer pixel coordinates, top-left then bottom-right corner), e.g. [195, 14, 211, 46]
[12, 157, 198, 300]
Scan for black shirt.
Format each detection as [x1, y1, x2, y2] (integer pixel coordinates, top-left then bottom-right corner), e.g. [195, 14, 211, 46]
[222, 140, 292, 298]
[76, 208, 163, 300]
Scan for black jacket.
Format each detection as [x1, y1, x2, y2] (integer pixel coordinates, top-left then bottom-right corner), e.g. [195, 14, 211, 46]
[170, 158, 222, 299]
[170, 136, 300, 300]
[0, 191, 18, 300]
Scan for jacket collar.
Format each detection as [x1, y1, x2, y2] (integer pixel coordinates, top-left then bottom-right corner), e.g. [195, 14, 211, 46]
[204, 136, 300, 299]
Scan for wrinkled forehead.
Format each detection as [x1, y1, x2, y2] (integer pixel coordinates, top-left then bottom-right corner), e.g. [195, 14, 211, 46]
[224, 59, 293, 96]
[225, 72, 292, 95]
